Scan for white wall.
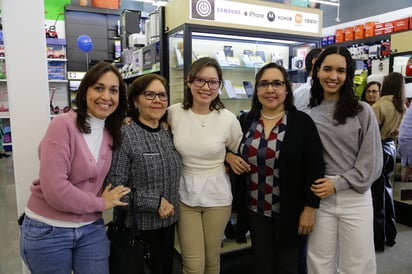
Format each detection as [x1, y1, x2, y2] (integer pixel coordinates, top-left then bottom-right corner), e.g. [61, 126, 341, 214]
[1, 0, 51, 273]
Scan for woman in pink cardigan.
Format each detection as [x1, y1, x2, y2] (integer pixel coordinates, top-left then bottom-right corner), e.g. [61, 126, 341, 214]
[19, 62, 130, 274]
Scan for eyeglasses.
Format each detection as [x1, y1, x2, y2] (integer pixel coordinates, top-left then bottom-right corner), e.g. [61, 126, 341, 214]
[366, 89, 379, 94]
[256, 80, 285, 91]
[192, 78, 222, 90]
[142, 91, 168, 102]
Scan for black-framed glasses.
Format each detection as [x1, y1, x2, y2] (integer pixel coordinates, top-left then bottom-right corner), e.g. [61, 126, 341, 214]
[142, 91, 168, 102]
[257, 80, 285, 91]
[192, 78, 222, 90]
[366, 89, 379, 94]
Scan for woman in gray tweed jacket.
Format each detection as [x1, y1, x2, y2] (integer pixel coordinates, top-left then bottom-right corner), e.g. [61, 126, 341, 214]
[105, 74, 182, 274]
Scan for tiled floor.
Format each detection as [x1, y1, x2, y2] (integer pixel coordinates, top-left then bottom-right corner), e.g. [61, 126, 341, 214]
[1, 154, 412, 274]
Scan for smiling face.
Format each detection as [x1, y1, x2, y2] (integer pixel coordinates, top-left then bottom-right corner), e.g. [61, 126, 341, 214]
[135, 79, 168, 128]
[317, 53, 347, 100]
[86, 71, 119, 119]
[188, 66, 220, 109]
[256, 67, 286, 114]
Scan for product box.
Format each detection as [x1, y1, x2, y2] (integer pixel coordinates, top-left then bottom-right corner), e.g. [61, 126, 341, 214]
[327, 35, 335, 44]
[344, 27, 354, 41]
[393, 18, 409, 32]
[365, 22, 376, 37]
[355, 24, 365, 40]
[335, 29, 344, 43]
[321, 36, 328, 46]
[375, 27, 393, 36]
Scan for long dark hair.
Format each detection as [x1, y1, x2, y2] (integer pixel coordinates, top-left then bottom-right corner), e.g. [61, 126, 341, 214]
[127, 73, 169, 123]
[74, 61, 127, 150]
[249, 62, 294, 117]
[309, 46, 362, 125]
[183, 57, 224, 111]
[361, 81, 381, 102]
[380, 72, 406, 114]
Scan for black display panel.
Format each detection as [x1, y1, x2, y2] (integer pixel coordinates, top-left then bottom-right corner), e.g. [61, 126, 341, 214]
[65, 5, 120, 71]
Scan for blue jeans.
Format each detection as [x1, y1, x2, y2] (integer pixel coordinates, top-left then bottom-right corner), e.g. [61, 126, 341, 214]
[20, 216, 110, 274]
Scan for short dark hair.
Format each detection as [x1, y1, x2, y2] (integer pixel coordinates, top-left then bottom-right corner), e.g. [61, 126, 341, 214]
[361, 81, 381, 102]
[127, 73, 169, 123]
[74, 61, 127, 150]
[249, 62, 294, 117]
[305, 48, 323, 75]
[182, 57, 225, 111]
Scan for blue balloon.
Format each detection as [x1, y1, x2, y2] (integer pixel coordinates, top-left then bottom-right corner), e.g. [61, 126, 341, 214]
[77, 34, 93, 53]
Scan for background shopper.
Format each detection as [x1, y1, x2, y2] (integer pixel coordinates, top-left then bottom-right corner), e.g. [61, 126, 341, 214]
[361, 81, 382, 106]
[371, 71, 405, 251]
[168, 57, 243, 274]
[293, 47, 323, 113]
[105, 74, 182, 274]
[227, 62, 324, 274]
[398, 102, 412, 182]
[19, 61, 130, 274]
[307, 46, 383, 274]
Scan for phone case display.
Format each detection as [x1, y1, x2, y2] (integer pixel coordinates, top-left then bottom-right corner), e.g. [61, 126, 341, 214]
[168, 25, 319, 115]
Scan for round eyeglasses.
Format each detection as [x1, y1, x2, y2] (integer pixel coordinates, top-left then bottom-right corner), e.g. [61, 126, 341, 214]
[142, 91, 168, 102]
[192, 78, 222, 90]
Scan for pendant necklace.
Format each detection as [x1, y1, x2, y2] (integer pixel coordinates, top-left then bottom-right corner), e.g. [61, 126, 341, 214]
[200, 115, 209, 127]
[260, 110, 284, 120]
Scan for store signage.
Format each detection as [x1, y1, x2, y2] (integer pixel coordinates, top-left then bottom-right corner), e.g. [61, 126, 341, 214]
[190, 0, 320, 34]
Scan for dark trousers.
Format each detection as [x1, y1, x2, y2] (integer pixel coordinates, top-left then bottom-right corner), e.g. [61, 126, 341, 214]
[371, 140, 397, 251]
[248, 210, 304, 274]
[139, 224, 176, 274]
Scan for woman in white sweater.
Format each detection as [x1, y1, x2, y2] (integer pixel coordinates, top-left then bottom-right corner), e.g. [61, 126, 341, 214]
[168, 57, 245, 274]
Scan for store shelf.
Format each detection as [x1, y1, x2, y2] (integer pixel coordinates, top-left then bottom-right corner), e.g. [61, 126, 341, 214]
[123, 67, 161, 81]
[47, 58, 68, 62]
[48, 80, 69, 83]
[332, 33, 391, 48]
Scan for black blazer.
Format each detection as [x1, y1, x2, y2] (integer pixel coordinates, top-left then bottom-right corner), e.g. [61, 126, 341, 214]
[233, 107, 325, 248]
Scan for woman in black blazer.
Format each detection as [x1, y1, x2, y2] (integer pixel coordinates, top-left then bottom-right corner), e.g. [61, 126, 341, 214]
[225, 62, 324, 274]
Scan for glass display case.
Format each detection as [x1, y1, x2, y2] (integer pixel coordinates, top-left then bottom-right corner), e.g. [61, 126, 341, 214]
[167, 24, 320, 115]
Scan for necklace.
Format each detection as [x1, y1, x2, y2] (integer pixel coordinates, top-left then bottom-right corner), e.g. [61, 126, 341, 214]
[201, 118, 207, 127]
[260, 110, 284, 120]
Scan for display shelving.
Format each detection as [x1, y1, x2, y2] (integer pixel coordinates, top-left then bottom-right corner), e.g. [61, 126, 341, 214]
[46, 38, 70, 116]
[168, 25, 319, 115]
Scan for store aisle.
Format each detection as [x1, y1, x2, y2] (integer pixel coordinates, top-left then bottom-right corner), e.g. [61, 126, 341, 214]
[1, 154, 412, 274]
[0, 155, 20, 274]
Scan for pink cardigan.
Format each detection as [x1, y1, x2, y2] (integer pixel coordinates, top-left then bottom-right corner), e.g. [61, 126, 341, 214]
[26, 111, 111, 222]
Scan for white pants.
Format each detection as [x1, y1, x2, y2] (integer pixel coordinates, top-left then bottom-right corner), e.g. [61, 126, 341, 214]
[307, 188, 376, 274]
